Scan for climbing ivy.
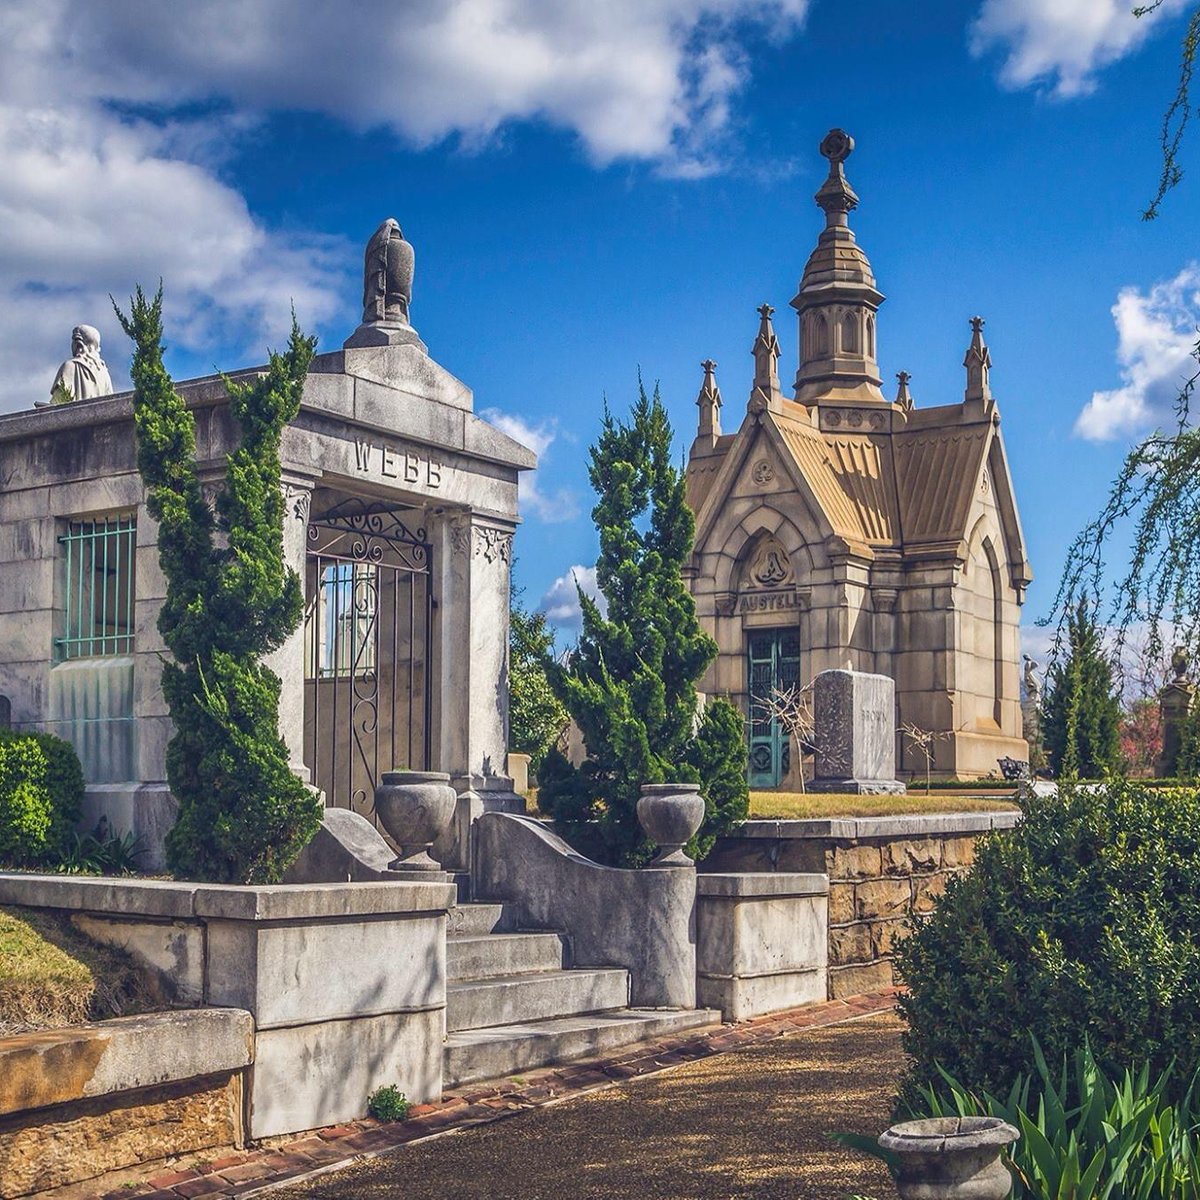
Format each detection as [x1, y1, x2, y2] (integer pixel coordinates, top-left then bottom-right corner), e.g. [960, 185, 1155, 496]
[115, 286, 322, 883]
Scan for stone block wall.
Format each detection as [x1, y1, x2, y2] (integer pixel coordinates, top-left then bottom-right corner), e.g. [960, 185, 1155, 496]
[705, 812, 1018, 999]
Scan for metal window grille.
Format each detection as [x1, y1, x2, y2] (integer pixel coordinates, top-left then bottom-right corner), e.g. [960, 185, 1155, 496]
[57, 515, 136, 659]
[305, 562, 379, 679]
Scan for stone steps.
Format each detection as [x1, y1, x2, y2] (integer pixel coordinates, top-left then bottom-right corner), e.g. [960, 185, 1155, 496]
[443, 1007, 723, 1088]
[447, 932, 569, 983]
[445, 967, 629, 1033]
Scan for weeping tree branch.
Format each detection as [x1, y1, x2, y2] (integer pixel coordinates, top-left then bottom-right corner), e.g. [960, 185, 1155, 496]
[1138, 0, 1200, 220]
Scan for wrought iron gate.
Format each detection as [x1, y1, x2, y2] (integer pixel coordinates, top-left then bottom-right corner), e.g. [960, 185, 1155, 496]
[303, 498, 433, 815]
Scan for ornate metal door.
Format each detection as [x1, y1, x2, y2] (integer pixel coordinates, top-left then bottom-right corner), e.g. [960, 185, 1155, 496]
[747, 630, 801, 788]
[303, 499, 433, 815]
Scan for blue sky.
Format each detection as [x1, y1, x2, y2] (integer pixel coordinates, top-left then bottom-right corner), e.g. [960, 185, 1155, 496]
[2, 0, 1198, 654]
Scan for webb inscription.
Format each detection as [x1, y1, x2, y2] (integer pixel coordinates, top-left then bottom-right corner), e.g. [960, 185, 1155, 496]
[353, 438, 442, 488]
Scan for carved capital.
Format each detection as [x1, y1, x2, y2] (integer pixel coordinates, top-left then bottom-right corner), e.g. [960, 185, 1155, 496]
[714, 592, 737, 618]
[474, 525, 513, 565]
[282, 482, 312, 524]
[448, 517, 472, 556]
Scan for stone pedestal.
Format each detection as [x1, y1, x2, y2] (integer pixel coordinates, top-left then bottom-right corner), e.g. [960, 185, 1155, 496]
[1158, 680, 1195, 777]
[809, 668, 904, 794]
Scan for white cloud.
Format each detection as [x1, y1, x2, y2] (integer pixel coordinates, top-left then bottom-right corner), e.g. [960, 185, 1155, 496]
[539, 564, 607, 632]
[971, 0, 1188, 97]
[480, 407, 581, 523]
[1074, 265, 1200, 441]
[0, 0, 808, 411]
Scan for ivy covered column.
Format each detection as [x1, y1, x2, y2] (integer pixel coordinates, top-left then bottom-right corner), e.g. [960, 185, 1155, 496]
[265, 475, 317, 782]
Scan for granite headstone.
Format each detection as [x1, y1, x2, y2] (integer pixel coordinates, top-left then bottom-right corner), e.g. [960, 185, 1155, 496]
[809, 668, 905, 794]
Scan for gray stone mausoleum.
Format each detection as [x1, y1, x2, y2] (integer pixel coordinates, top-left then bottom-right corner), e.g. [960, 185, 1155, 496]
[685, 131, 1032, 782]
[0, 219, 534, 867]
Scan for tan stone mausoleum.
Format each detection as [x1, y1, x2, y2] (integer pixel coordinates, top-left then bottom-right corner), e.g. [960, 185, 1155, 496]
[685, 130, 1032, 784]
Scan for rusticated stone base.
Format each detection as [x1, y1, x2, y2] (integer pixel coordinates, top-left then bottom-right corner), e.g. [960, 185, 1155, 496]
[0, 1072, 243, 1197]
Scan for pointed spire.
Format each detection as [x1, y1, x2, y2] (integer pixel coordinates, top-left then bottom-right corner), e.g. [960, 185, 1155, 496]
[695, 358, 723, 443]
[895, 370, 914, 411]
[749, 303, 783, 414]
[964, 315, 993, 404]
[791, 129, 886, 405]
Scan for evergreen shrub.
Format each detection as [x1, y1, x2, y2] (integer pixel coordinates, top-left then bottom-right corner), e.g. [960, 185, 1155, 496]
[116, 287, 322, 883]
[895, 781, 1200, 1110]
[539, 383, 748, 866]
[0, 730, 83, 867]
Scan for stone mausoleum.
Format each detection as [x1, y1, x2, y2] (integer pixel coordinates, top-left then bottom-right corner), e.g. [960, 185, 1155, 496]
[685, 130, 1032, 783]
[0, 219, 534, 868]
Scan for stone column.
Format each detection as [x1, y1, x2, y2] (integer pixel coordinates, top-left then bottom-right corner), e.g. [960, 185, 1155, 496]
[431, 511, 522, 874]
[263, 475, 317, 783]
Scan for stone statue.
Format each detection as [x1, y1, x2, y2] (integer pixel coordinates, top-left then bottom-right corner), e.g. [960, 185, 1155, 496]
[362, 217, 414, 328]
[1022, 655, 1041, 705]
[50, 325, 114, 403]
[1172, 645, 1191, 682]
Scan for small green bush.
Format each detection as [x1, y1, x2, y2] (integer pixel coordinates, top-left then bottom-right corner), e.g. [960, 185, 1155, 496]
[0, 730, 84, 867]
[895, 781, 1200, 1109]
[367, 1084, 410, 1122]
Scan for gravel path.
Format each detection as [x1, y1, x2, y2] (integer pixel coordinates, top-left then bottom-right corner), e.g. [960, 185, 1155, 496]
[271, 1011, 903, 1200]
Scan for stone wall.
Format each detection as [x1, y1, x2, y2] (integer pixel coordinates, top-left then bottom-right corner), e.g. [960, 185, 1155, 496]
[705, 812, 1018, 999]
[0, 873, 456, 1140]
[0, 1009, 251, 1197]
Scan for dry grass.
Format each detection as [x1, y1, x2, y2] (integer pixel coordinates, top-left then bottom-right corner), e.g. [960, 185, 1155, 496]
[0, 905, 158, 1036]
[748, 791, 1018, 819]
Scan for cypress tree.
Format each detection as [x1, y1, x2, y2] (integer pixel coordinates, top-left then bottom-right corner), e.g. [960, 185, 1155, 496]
[1041, 600, 1122, 780]
[508, 583, 567, 773]
[539, 381, 748, 865]
[115, 286, 322, 883]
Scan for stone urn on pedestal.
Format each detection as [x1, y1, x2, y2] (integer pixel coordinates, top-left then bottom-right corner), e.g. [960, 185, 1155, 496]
[374, 770, 457, 872]
[878, 1116, 1020, 1200]
[637, 783, 705, 866]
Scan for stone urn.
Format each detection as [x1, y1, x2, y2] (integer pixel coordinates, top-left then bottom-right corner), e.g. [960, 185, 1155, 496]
[878, 1116, 1020, 1200]
[637, 783, 705, 866]
[374, 770, 457, 872]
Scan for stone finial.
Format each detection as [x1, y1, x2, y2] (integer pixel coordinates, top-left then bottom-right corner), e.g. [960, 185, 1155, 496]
[964, 315, 993, 404]
[895, 370, 914, 411]
[343, 218, 427, 351]
[696, 358, 722, 440]
[815, 128, 859, 229]
[48, 325, 114, 404]
[749, 303, 783, 414]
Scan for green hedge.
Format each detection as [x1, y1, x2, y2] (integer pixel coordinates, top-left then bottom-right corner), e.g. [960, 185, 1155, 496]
[0, 730, 84, 867]
[895, 780, 1200, 1109]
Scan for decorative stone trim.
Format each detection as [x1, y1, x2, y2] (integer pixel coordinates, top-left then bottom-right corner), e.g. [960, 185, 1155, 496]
[474, 525, 513, 564]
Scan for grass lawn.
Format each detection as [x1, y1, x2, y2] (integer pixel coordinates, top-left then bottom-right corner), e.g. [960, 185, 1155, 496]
[0, 905, 156, 1036]
[747, 790, 1018, 819]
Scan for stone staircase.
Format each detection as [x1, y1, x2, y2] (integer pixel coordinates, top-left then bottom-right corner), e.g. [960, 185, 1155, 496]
[443, 895, 721, 1088]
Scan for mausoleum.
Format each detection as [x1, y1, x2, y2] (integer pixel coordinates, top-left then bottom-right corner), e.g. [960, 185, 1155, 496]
[0, 219, 535, 867]
[685, 130, 1032, 782]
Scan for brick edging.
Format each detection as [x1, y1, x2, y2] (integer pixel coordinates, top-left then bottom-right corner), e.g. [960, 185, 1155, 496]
[91, 989, 901, 1200]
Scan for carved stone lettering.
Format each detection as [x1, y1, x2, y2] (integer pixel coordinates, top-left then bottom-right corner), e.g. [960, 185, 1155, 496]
[352, 438, 442, 489]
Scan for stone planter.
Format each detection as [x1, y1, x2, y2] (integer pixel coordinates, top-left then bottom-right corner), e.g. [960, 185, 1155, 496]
[878, 1116, 1019, 1200]
[374, 771, 457, 871]
[637, 783, 705, 866]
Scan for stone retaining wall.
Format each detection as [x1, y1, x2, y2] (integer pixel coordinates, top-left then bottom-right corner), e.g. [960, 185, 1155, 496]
[705, 812, 1019, 999]
[0, 873, 456, 1142]
[0, 1009, 252, 1197]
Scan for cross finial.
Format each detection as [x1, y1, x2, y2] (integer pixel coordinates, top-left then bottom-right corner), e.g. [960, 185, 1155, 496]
[970, 315, 985, 335]
[757, 303, 774, 322]
[695, 358, 722, 441]
[702, 358, 717, 375]
[964, 315, 993, 403]
[895, 370, 913, 411]
[820, 128, 854, 164]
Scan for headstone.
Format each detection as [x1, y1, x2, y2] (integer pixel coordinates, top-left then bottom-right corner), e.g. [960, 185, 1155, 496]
[809, 668, 905, 794]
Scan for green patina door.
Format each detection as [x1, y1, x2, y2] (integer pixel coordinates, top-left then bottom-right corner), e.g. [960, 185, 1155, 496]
[747, 629, 801, 788]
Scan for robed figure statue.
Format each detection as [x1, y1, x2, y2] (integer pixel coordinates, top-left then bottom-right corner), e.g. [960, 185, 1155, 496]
[362, 218, 415, 328]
